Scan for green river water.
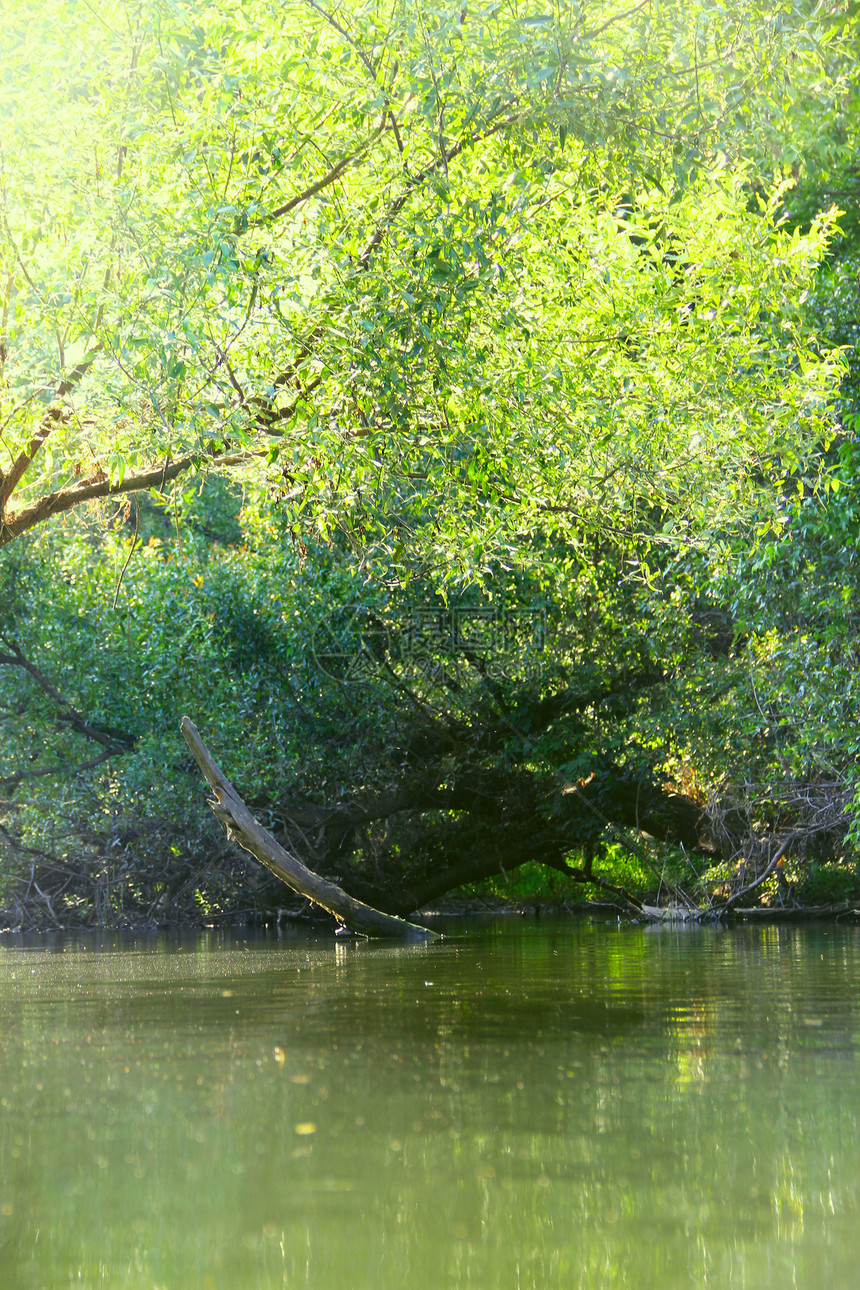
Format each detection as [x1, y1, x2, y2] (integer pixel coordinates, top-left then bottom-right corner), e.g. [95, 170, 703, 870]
[0, 918, 858, 1289]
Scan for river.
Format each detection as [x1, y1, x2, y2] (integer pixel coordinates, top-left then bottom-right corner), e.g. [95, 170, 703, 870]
[0, 917, 858, 1289]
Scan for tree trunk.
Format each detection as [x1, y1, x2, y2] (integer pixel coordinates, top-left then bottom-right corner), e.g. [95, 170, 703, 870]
[180, 718, 438, 939]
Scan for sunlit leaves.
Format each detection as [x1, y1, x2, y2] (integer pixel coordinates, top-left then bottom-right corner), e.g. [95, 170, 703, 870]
[0, 0, 852, 563]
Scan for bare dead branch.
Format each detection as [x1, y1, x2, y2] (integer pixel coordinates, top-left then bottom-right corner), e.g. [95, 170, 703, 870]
[180, 716, 438, 938]
[714, 835, 792, 911]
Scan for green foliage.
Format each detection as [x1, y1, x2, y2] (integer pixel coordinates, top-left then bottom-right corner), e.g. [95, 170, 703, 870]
[790, 860, 860, 907]
[454, 860, 567, 908]
[1, 1, 859, 924]
[0, 0, 853, 553]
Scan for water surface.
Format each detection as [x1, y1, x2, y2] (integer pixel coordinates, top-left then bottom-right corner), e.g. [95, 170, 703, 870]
[0, 918, 858, 1289]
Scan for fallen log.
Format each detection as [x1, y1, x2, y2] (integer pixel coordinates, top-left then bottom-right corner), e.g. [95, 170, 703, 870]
[180, 718, 438, 939]
[731, 903, 859, 921]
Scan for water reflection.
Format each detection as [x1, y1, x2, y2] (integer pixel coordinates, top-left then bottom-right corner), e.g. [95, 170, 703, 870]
[0, 921, 858, 1288]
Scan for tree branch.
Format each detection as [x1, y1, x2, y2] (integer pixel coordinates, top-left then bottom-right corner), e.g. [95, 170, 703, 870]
[302, 0, 405, 152]
[0, 445, 252, 547]
[0, 637, 133, 751]
[714, 835, 792, 911]
[261, 135, 383, 225]
[180, 717, 438, 938]
[585, 0, 651, 42]
[358, 107, 519, 267]
[0, 748, 119, 791]
[0, 362, 325, 546]
[0, 348, 102, 513]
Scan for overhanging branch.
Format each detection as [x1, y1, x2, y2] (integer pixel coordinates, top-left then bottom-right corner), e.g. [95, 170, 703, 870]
[0, 445, 263, 548]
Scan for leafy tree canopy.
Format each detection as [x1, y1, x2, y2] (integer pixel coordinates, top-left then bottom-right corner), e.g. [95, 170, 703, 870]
[2, 1, 859, 928]
[0, 0, 853, 580]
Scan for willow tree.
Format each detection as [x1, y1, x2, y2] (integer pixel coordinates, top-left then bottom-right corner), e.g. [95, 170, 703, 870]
[1, 1, 856, 924]
[0, 0, 850, 554]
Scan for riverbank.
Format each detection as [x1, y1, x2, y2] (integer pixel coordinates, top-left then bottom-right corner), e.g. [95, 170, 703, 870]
[4, 894, 859, 935]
